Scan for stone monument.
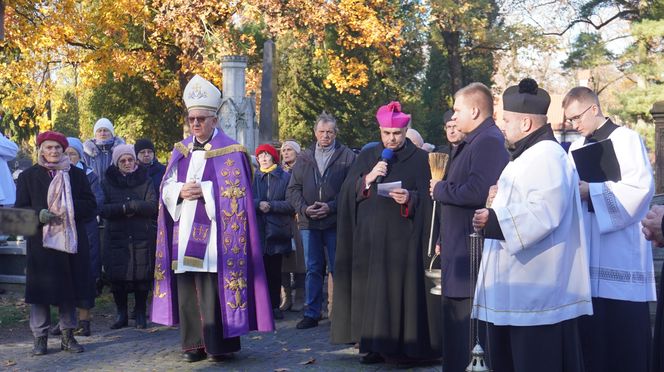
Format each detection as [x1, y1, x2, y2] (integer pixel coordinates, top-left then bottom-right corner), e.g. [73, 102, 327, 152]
[218, 55, 258, 152]
[259, 40, 278, 144]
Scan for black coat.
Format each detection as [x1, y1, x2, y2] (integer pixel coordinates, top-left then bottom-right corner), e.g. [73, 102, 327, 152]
[286, 141, 356, 230]
[252, 166, 294, 255]
[145, 160, 166, 196]
[15, 164, 96, 305]
[331, 139, 441, 360]
[100, 165, 157, 283]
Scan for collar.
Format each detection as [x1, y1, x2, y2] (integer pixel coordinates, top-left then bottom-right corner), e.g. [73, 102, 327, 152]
[585, 118, 618, 144]
[509, 124, 557, 160]
[192, 129, 217, 151]
[316, 140, 336, 153]
[462, 117, 496, 145]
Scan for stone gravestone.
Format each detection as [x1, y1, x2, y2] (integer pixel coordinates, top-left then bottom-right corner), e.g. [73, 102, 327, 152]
[218, 55, 258, 153]
[0, 208, 37, 236]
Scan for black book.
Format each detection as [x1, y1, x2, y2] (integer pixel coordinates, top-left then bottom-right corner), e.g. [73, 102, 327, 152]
[571, 139, 621, 183]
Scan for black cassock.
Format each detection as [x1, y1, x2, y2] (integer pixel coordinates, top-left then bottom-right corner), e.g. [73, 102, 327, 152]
[331, 139, 441, 360]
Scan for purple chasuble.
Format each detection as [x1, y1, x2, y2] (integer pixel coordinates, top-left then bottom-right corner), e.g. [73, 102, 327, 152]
[151, 131, 274, 337]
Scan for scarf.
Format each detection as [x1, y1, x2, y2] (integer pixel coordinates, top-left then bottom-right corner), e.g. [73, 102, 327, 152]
[38, 154, 77, 254]
[259, 164, 277, 173]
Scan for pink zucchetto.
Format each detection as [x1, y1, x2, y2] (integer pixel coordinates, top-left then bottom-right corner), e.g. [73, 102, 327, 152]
[376, 101, 411, 128]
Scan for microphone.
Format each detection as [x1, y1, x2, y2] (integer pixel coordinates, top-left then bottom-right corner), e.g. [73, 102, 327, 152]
[375, 148, 394, 184]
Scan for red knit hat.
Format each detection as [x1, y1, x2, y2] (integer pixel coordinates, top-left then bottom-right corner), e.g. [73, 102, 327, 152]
[255, 143, 279, 163]
[36, 131, 69, 149]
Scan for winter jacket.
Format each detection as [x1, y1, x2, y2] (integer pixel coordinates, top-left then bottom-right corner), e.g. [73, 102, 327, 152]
[253, 166, 295, 255]
[100, 165, 157, 283]
[287, 141, 356, 230]
[83, 137, 125, 184]
[145, 160, 166, 197]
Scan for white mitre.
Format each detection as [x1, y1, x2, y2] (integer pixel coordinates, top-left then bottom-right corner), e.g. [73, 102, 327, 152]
[183, 75, 222, 112]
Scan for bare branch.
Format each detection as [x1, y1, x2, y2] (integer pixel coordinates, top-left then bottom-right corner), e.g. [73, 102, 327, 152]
[543, 9, 638, 36]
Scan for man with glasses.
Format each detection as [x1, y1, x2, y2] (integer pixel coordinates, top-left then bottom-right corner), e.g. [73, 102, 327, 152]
[151, 75, 274, 363]
[564, 86, 655, 372]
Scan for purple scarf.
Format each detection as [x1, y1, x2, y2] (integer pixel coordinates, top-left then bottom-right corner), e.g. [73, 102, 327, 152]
[38, 154, 77, 254]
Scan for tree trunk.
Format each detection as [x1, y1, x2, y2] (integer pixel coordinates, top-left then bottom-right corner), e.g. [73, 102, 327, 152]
[1, 0, 5, 42]
[442, 30, 463, 93]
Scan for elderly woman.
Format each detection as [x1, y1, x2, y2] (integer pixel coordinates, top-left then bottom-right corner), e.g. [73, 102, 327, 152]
[100, 144, 157, 329]
[44, 138, 104, 337]
[253, 144, 295, 320]
[15, 131, 96, 356]
[83, 118, 124, 184]
[279, 141, 306, 312]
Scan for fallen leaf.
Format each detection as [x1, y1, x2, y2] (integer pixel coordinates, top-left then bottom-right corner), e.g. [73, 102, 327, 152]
[282, 347, 289, 352]
[299, 358, 316, 365]
[274, 369, 290, 372]
[251, 335, 263, 340]
[4, 360, 16, 367]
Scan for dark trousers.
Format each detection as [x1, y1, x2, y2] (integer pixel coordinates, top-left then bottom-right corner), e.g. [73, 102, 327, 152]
[176, 272, 241, 356]
[442, 296, 486, 372]
[30, 302, 76, 337]
[263, 253, 283, 310]
[488, 318, 584, 372]
[579, 297, 651, 372]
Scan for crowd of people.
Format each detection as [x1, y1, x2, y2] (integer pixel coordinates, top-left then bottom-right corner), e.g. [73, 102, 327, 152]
[1, 73, 664, 372]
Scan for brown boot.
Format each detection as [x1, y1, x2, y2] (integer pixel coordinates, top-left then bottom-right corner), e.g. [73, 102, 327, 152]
[279, 285, 292, 312]
[61, 329, 84, 353]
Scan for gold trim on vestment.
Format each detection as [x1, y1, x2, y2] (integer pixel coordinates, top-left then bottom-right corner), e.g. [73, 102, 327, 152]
[205, 144, 247, 159]
[174, 142, 190, 158]
[183, 256, 204, 268]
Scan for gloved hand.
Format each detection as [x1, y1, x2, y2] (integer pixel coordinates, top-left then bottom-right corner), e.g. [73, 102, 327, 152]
[126, 200, 140, 214]
[39, 209, 57, 224]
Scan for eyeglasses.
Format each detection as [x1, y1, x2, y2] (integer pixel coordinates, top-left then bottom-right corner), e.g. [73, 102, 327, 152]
[187, 116, 214, 124]
[565, 106, 593, 125]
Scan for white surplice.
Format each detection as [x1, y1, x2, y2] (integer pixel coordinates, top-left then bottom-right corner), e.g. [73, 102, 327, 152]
[472, 140, 593, 326]
[569, 126, 656, 302]
[162, 131, 218, 273]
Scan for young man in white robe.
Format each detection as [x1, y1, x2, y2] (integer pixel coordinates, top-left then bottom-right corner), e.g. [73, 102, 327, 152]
[564, 86, 655, 372]
[472, 78, 593, 372]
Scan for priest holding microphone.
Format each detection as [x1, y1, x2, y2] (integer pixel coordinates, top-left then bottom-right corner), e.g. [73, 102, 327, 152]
[332, 102, 441, 366]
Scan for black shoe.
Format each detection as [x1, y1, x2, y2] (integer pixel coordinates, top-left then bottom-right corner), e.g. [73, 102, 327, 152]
[296, 316, 318, 329]
[61, 329, 84, 353]
[32, 336, 47, 356]
[182, 349, 206, 363]
[208, 353, 235, 363]
[74, 320, 91, 336]
[135, 312, 147, 329]
[360, 352, 385, 365]
[110, 312, 128, 329]
[273, 308, 284, 320]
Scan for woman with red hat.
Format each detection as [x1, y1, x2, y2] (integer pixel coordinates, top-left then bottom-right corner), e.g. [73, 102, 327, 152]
[15, 131, 97, 356]
[252, 144, 295, 320]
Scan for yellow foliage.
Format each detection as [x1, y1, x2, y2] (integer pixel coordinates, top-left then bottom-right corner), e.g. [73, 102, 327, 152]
[1, 0, 407, 132]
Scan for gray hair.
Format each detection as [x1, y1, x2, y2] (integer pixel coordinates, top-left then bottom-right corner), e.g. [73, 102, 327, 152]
[314, 112, 338, 133]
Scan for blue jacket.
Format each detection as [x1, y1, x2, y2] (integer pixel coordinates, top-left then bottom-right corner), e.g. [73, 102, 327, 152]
[432, 117, 509, 297]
